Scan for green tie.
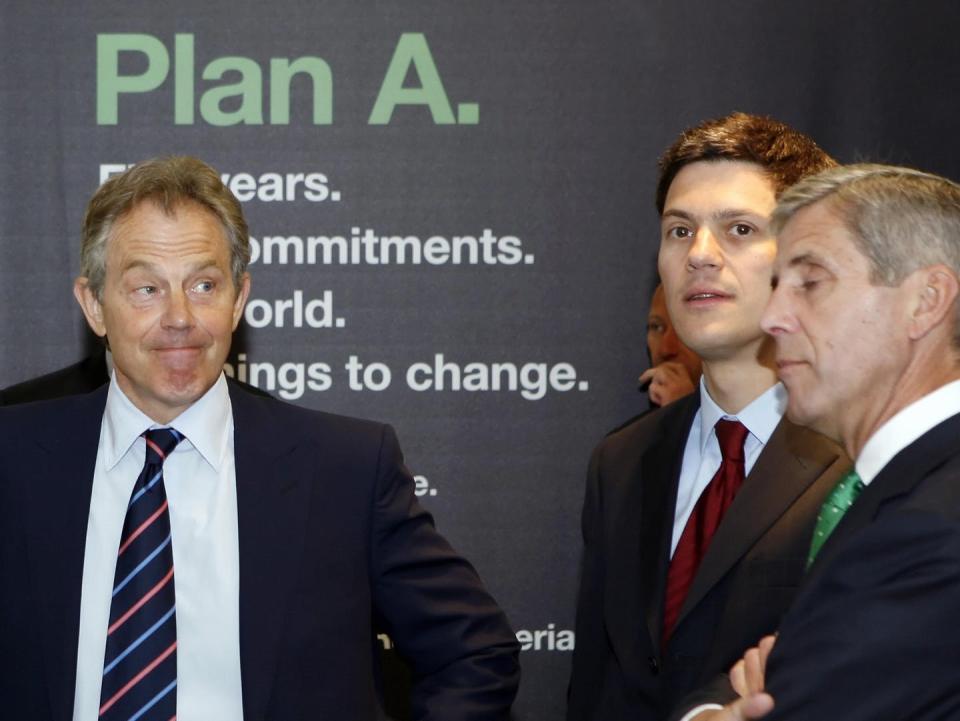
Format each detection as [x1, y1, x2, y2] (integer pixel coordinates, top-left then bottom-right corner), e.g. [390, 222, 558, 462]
[807, 469, 865, 568]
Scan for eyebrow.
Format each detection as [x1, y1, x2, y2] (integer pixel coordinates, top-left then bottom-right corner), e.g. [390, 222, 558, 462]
[787, 252, 825, 268]
[120, 258, 222, 274]
[661, 208, 767, 222]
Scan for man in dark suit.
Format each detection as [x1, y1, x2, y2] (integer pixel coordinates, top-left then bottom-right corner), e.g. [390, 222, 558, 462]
[693, 165, 960, 720]
[0, 156, 519, 720]
[567, 113, 850, 721]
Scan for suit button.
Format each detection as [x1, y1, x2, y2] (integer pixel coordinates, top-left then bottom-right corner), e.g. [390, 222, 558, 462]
[648, 656, 660, 675]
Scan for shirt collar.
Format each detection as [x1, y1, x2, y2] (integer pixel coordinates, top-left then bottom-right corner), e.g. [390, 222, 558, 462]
[101, 372, 233, 472]
[856, 378, 960, 485]
[698, 379, 786, 453]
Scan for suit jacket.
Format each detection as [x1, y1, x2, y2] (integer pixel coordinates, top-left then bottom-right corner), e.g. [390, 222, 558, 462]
[0, 384, 520, 720]
[566, 392, 849, 721]
[756, 411, 960, 720]
[0, 352, 110, 404]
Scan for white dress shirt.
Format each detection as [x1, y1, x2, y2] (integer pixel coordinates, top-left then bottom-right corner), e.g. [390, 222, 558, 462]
[73, 374, 244, 721]
[671, 380, 787, 556]
[856, 378, 960, 486]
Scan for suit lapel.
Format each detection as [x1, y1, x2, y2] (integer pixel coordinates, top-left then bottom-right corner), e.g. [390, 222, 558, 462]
[231, 387, 314, 721]
[676, 418, 843, 627]
[809, 411, 960, 575]
[603, 396, 698, 659]
[24, 388, 106, 721]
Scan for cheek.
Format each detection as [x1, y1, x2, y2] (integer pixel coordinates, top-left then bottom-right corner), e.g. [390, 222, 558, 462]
[809, 322, 860, 381]
[102, 307, 144, 343]
[198, 306, 240, 341]
[744, 244, 777, 276]
[657, 245, 686, 279]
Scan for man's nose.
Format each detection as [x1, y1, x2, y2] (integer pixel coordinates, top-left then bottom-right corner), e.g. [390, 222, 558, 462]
[687, 228, 722, 270]
[761, 285, 795, 336]
[161, 289, 195, 329]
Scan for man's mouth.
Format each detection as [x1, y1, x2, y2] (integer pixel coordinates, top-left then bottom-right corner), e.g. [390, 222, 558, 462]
[684, 288, 732, 304]
[776, 359, 809, 373]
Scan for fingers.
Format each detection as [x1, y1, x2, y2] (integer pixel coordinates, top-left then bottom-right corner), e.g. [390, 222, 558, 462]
[735, 693, 775, 719]
[643, 363, 696, 406]
[742, 648, 764, 695]
[656, 360, 687, 379]
[715, 693, 775, 720]
[730, 634, 777, 698]
[757, 634, 777, 672]
[729, 658, 749, 698]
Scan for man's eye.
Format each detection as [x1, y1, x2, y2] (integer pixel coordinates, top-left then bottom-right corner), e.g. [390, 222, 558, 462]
[667, 226, 693, 240]
[647, 322, 665, 334]
[802, 280, 819, 291]
[193, 280, 215, 293]
[135, 286, 157, 296]
[731, 223, 753, 236]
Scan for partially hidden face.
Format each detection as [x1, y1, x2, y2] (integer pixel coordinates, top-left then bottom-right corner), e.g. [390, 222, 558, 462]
[761, 199, 911, 441]
[647, 284, 702, 382]
[658, 160, 779, 363]
[75, 199, 250, 423]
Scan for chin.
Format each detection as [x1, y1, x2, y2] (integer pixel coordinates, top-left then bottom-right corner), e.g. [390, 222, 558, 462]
[787, 403, 837, 441]
[159, 370, 216, 400]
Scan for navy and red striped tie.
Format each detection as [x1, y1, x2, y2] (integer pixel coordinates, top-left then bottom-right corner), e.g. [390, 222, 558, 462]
[100, 427, 182, 721]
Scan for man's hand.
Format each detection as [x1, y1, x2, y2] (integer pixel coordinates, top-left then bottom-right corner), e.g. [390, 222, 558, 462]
[730, 635, 776, 698]
[639, 361, 697, 406]
[687, 635, 778, 721]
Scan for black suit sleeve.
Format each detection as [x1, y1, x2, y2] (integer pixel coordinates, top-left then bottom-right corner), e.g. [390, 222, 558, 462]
[667, 674, 738, 721]
[763, 509, 960, 720]
[566, 445, 611, 720]
[368, 425, 520, 720]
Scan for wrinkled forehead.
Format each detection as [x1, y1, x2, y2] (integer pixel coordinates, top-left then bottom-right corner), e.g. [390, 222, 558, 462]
[774, 200, 863, 274]
[109, 198, 228, 243]
[104, 198, 232, 266]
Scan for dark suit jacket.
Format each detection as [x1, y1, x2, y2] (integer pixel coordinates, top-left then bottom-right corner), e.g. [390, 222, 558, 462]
[0, 353, 110, 404]
[567, 392, 849, 721]
[752, 411, 960, 720]
[0, 384, 520, 720]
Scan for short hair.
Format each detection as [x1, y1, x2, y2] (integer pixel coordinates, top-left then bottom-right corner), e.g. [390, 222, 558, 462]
[81, 156, 249, 298]
[655, 112, 836, 214]
[772, 164, 960, 291]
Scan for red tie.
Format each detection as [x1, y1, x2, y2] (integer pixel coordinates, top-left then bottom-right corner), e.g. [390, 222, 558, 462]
[661, 419, 749, 647]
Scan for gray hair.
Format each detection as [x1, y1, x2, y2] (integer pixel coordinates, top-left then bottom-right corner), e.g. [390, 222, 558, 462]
[772, 163, 960, 287]
[80, 156, 250, 298]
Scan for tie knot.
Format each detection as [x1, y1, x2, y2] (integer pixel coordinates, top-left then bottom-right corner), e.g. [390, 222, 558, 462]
[143, 428, 183, 465]
[715, 419, 748, 463]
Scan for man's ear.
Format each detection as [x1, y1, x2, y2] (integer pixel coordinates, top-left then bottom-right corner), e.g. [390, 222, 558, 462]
[231, 272, 251, 330]
[907, 264, 960, 340]
[74, 277, 107, 337]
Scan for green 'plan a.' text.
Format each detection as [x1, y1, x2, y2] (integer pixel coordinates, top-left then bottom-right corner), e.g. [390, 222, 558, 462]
[96, 32, 479, 126]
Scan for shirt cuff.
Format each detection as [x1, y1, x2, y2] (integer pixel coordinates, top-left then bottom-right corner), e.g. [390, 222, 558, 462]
[678, 703, 725, 721]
